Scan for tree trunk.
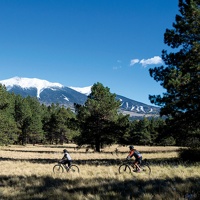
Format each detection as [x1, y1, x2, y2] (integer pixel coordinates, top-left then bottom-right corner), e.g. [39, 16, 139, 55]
[95, 141, 101, 152]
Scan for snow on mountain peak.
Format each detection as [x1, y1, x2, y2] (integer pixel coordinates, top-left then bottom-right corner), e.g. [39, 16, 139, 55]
[0, 76, 91, 97]
[0, 77, 63, 98]
[69, 86, 92, 96]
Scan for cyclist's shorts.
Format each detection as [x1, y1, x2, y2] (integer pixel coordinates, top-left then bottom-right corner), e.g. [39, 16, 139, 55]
[135, 156, 142, 164]
[61, 160, 71, 165]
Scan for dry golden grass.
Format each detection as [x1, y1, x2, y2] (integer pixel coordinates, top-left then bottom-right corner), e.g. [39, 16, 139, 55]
[0, 144, 199, 200]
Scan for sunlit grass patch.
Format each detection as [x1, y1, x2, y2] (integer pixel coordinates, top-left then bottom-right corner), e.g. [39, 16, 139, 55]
[0, 144, 199, 199]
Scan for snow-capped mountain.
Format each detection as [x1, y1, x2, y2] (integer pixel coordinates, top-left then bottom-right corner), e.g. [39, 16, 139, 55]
[69, 86, 92, 96]
[0, 77, 87, 107]
[1, 77, 63, 98]
[0, 77, 160, 117]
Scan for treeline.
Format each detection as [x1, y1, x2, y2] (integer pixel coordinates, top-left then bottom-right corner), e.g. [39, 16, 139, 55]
[0, 83, 173, 149]
[0, 84, 78, 145]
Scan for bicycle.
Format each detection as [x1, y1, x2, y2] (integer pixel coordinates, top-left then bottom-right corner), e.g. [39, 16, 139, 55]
[118, 158, 151, 175]
[53, 161, 80, 174]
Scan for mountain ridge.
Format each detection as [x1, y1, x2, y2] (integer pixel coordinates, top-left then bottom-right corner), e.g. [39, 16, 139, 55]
[0, 77, 160, 118]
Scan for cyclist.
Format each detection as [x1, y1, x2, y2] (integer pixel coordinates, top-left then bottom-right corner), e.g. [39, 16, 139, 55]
[126, 145, 142, 172]
[60, 149, 72, 169]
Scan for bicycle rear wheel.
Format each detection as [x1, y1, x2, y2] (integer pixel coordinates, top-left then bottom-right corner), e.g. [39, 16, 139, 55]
[118, 164, 131, 174]
[53, 164, 64, 174]
[140, 164, 151, 176]
[69, 165, 80, 173]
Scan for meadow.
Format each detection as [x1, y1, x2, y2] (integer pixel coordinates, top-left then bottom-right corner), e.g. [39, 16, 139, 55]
[0, 144, 200, 200]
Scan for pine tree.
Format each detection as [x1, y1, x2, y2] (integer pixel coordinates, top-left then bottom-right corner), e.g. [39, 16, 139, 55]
[42, 103, 77, 144]
[0, 85, 18, 145]
[149, 0, 200, 146]
[75, 82, 127, 152]
[25, 96, 44, 144]
[14, 95, 32, 145]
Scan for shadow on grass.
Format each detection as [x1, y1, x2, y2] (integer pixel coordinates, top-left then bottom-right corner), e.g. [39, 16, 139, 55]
[0, 157, 58, 164]
[2, 147, 182, 154]
[1, 149, 128, 155]
[3, 149, 61, 154]
[0, 175, 199, 200]
[0, 156, 122, 165]
[1, 156, 199, 168]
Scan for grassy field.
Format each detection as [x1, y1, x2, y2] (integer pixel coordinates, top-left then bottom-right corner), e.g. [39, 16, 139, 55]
[0, 144, 200, 200]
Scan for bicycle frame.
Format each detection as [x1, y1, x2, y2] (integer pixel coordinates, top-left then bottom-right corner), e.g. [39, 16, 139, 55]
[118, 159, 151, 175]
[53, 162, 80, 174]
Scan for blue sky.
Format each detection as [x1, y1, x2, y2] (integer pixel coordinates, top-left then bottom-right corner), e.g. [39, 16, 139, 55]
[0, 0, 179, 105]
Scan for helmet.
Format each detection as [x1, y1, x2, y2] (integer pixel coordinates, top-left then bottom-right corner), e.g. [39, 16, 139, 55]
[129, 145, 134, 150]
[63, 149, 68, 153]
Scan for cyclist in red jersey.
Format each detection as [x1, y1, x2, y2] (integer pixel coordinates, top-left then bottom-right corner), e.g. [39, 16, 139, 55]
[126, 145, 142, 172]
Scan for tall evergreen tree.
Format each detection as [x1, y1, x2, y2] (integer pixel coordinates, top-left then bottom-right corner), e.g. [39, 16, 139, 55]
[14, 95, 32, 145]
[0, 85, 18, 145]
[53, 106, 77, 144]
[129, 118, 151, 145]
[148, 118, 167, 145]
[75, 82, 126, 152]
[25, 96, 44, 144]
[115, 113, 130, 145]
[149, 0, 200, 146]
[0, 84, 9, 110]
[42, 103, 77, 144]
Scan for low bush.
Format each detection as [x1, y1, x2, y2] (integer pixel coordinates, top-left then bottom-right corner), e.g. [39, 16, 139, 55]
[179, 148, 200, 162]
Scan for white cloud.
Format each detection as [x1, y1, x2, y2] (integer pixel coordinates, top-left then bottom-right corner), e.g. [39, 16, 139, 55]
[130, 59, 139, 66]
[129, 56, 163, 67]
[140, 56, 163, 67]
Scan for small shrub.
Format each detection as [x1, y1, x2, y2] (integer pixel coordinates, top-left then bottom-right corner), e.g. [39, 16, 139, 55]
[179, 148, 200, 162]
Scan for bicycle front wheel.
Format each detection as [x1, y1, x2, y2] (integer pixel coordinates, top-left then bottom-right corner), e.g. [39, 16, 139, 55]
[53, 164, 64, 174]
[69, 165, 80, 173]
[118, 164, 131, 174]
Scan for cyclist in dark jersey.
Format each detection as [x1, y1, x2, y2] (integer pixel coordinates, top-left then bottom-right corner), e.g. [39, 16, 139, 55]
[126, 145, 142, 172]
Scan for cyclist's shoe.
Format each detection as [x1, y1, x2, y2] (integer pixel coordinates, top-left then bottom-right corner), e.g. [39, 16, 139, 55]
[133, 169, 141, 172]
